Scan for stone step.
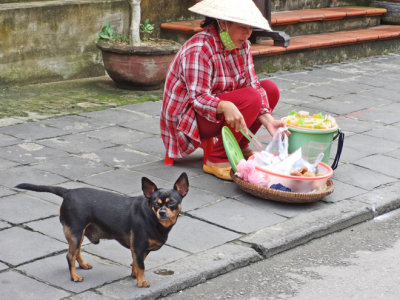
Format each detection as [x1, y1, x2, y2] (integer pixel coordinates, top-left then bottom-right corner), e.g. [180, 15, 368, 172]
[252, 25, 400, 73]
[160, 7, 400, 74]
[161, 6, 387, 42]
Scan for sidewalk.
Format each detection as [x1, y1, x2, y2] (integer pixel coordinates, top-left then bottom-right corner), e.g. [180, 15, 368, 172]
[1, 54, 400, 300]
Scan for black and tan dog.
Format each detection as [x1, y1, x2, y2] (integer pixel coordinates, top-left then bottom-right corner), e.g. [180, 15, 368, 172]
[15, 172, 188, 287]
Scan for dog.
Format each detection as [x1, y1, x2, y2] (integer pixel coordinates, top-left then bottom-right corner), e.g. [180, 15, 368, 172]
[15, 172, 188, 287]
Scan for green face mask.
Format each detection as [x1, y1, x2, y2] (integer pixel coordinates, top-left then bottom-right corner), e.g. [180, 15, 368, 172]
[220, 30, 237, 50]
[218, 22, 238, 50]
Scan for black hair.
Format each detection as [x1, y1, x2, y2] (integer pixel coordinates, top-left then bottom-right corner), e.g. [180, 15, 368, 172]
[200, 17, 218, 29]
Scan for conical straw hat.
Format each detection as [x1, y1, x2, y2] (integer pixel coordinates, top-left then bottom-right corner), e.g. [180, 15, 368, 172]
[189, 0, 271, 31]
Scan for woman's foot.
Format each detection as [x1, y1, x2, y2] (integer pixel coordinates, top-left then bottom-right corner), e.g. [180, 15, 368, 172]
[241, 147, 255, 160]
[203, 160, 232, 181]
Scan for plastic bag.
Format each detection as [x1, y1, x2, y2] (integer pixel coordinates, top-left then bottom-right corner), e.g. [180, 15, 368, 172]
[253, 127, 288, 168]
[254, 128, 326, 175]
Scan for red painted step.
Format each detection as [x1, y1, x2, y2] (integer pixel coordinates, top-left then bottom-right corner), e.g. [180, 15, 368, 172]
[250, 25, 400, 56]
[161, 7, 387, 33]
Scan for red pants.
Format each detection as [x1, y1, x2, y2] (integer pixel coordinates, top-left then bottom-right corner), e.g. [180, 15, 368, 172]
[197, 80, 280, 163]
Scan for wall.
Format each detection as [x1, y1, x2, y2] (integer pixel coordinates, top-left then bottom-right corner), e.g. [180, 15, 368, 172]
[0, 0, 193, 86]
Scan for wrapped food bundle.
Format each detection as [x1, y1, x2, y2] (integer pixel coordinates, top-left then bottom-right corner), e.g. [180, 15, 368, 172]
[282, 110, 337, 130]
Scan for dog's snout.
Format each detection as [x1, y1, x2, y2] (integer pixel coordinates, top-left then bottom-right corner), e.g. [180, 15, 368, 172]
[158, 208, 167, 218]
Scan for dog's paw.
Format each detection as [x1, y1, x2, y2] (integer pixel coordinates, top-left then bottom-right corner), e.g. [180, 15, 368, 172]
[137, 280, 150, 288]
[71, 273, 84, 282]
[80, 262, 92, 270]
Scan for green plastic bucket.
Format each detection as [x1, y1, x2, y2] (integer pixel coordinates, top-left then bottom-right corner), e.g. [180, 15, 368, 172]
[287, 126, 344, 169]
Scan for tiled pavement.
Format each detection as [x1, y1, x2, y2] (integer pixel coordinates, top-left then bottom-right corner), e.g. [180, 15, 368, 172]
[1, 54, 400, 299]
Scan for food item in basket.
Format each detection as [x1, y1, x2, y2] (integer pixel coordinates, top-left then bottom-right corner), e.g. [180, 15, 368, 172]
[283, 110, 337, 129]
[290, 166, 324, 177]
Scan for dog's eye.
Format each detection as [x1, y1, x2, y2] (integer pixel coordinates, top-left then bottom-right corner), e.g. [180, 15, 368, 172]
[166, 201, 177, 208]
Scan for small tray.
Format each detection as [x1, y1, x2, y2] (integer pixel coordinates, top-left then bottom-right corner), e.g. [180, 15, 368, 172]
[230, 169, 334, 203]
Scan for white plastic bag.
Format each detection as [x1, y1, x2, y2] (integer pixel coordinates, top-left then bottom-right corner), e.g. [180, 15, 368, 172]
[253, 127, 289, 168]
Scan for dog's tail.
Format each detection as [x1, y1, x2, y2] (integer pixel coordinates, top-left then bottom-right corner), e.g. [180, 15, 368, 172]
[15, 183, 68, 197]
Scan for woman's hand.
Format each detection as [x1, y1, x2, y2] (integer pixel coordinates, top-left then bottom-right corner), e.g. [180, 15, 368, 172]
[217, 100, 248, 133]
[259, 113, 290, 137]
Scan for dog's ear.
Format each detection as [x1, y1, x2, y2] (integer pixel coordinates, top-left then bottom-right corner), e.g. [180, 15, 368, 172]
[174, 172, 189, 198]
[142, 177, 158, 198]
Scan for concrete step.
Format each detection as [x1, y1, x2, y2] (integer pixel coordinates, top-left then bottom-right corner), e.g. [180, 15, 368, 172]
[252, 25, 400, 73]
[160, 7, 400, 73]
[161, 7, 387, 42]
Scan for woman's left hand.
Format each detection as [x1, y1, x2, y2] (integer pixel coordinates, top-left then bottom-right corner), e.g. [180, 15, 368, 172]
[259, 113, 290, 137]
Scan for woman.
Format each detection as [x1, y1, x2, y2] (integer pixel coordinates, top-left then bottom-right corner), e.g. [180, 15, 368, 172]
[160, 0, 286, 180]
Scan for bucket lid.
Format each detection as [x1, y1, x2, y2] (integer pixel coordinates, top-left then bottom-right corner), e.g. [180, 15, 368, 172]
[222, 126, 244, 173]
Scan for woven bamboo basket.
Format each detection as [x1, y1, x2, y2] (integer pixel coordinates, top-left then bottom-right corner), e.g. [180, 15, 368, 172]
[230, 169, 334, 203]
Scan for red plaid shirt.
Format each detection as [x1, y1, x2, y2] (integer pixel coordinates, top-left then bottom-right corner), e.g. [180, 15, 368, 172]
[160, 25, 270, 159]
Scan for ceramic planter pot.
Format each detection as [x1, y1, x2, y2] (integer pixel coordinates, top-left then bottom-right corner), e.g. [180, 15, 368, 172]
[96, 40, 181, 90]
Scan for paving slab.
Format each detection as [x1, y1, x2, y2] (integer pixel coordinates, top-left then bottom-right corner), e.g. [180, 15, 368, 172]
[0, 227, 66, 266]
[0, 262, 8, 271]
[26, 216, 66, 243]
[0, 122, 67, 140]
[79, 169, 162, 195]
[83, 240, 188, 270]
[131, 154, 206, 181]
[345, 133, 399, 155]
[0, 132, 21, 146]
[123, 101, 162, 117]
[84, 126, 153, 145]
[0, 157, 19, 170]
[127, 136, 168, 157]
[0, 193, 58, 224]
[0, 220, 11, 230]
[188, 173, 243, 198]
[0, 142, 68, 165]
[79, 107, 145, 125]
[0, 270, 71, 300]
[353, 105, 400, 124]
[0, 165, 66, 189]
[333, 164, 396, 191]
[189, 198, 287, 234]
[17, 253, 129, 293]
[334, 117, 383, 134]
[235, 192, 326, 217]
[365, 126, 400, 143]
[181, 186, 224, 212]
[354, 154, 400, 178]
[41, 115, 110, 133]
[121, 117, 161, 135]
[322, 180, 367, 203]
[37, 134, 115, 154]
[166, 215, 241, 253]
[34, 155, 113, 180]
[0, 186, 16, 197]
[308, 94, 389, 115]
[91, 145, 160, 169]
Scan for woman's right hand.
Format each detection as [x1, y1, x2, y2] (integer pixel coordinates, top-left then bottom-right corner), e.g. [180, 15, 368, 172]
[217, 100, 248, 134]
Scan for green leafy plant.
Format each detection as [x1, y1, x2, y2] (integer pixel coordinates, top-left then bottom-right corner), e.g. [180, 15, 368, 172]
[96, 20, 155, 44]
[140, 19, 155, 41]
[96, 22, 129, 44]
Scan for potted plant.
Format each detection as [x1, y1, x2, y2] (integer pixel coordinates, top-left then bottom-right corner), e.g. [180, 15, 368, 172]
[96, 0, 181, 90]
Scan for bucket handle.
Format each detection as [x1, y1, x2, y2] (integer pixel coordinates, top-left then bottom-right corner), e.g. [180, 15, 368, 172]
[331, 128, 345, 170]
